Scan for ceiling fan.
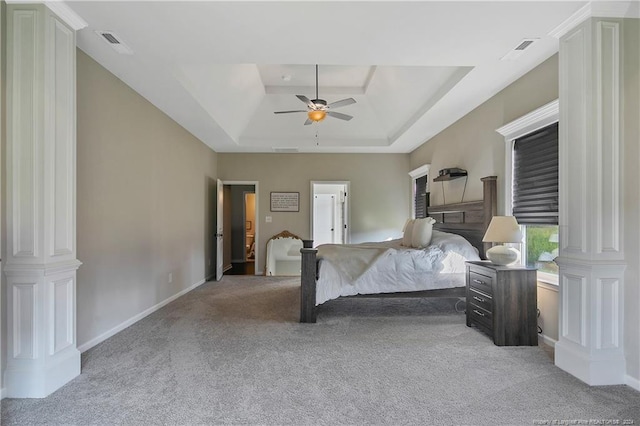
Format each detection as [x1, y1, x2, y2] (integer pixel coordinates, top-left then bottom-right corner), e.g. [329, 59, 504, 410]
[274, 65, 356, 125]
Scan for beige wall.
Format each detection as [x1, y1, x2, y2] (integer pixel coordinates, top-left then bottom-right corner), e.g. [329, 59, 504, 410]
[218, 153, 411, 271]
[411, 54, 559, 212]
[537, 285, 559, 343]
[410, 54, 561, 343]
[623, 18, 640, 383]
[76, 50, 218, 348]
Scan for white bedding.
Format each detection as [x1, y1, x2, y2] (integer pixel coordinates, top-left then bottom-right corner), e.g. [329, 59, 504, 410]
[315, 230, 480, 305]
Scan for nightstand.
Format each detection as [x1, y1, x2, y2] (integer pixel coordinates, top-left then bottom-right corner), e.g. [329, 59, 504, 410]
[465, 260, 538, 346]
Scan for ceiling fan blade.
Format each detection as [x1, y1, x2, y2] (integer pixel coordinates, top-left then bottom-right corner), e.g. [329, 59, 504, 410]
[274, 110, 307, 114]
[304, 118, 313, 126]
[327, 111, 353, 121]
[296, 95, 315, 109]
[327, 98, 356, 109]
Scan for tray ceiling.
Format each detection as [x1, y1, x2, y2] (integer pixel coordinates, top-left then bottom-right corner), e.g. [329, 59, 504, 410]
[66, 1, 592, 153]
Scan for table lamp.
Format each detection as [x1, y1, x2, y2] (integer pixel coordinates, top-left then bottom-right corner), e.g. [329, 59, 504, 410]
[482, 216, 523, 265]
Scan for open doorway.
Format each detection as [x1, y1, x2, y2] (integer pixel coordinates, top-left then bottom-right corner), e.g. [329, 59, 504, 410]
[245, 192, 256, 263]
[310, 181, 350, 247]
[222, 182, 259, 275]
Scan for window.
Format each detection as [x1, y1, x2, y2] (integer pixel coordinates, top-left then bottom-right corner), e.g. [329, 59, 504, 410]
[409, 165, 430, 219]
[497, 100, 559, 285]
[521, 225, 559, 277]
[414, 175, 429, 219]
[512, 122, 559, 283]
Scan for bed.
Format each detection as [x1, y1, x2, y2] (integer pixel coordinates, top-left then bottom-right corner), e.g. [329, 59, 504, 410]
[299, 176, 497, 323]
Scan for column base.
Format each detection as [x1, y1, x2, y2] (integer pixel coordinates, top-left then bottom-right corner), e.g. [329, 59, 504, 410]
[4, 347, 80, 398]
[555, 339, 626, 386]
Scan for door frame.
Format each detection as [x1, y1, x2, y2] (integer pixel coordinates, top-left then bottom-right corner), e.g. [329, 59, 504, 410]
[222, 181, 260, 274]
[216, 179, 224, 280]
[310, 181, 350, 245]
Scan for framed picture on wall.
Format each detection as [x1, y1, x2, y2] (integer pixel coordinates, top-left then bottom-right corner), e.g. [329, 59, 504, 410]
[270, 192, 299, 212]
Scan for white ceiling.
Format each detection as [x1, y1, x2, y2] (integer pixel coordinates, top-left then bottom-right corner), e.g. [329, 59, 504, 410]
[66, 1, 590, 153]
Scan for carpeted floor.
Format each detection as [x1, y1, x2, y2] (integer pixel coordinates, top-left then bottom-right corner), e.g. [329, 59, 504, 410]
[2, 275, 639, 425]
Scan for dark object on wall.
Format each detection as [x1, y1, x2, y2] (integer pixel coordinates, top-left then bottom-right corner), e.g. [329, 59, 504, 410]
[433, 168, 468, 181]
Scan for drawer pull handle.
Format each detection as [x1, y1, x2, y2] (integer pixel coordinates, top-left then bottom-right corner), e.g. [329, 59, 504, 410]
[472, 279, 485, 285]
[473, 309, 485, 317]
[473, 296, 485, 303]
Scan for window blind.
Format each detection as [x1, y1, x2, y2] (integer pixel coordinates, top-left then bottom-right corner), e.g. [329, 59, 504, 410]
[415, 175, 429, 219]
[512, 122, 558, 225]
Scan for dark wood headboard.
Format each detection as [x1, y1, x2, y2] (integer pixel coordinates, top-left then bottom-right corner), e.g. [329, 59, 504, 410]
[427, 176, 497, 258]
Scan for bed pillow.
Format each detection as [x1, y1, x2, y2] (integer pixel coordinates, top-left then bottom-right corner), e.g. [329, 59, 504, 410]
[402, 219, 415, 246]
[411, 217, 436, 248]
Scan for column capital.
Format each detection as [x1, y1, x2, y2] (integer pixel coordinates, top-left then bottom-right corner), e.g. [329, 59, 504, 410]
[549, 1, 639, 39]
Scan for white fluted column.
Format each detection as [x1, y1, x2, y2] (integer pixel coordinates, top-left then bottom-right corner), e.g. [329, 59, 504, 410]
[554, 15, 632, 385]
[4, 3, 86, 398]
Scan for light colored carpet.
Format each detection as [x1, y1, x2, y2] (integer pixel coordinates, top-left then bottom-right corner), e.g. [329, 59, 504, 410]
[2, 275, 639, 425]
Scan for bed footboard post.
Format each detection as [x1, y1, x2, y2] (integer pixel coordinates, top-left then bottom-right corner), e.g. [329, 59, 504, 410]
[300, 246, 318, 323]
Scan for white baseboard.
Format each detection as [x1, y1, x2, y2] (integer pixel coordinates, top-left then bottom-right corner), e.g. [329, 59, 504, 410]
[539, 333, 557, 348]
[77, 279, 206, 353]
[626, 374, 640, 392]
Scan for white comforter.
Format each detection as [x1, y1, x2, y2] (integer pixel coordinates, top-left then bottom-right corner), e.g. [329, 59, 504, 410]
[315, 230, 480, 305]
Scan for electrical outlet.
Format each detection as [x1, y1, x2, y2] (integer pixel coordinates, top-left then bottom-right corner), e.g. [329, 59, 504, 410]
[266, 216, 272, 223]
[168, 273, 173, 283]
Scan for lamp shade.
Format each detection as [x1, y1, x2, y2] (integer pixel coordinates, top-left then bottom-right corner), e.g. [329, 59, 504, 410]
[482, 216, 522, 243]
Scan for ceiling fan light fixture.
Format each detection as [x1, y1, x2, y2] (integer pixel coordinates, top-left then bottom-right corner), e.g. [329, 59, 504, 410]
[308, 109, 327, 122]
[274, 65, 355, 125]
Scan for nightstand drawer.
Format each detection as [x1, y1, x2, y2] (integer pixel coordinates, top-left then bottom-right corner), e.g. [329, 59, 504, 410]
[468, 288, 492, 312]
[469, 271, 493, 295]
[468, 304, 492, 329]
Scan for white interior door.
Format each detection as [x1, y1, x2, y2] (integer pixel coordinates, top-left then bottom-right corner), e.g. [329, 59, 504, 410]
[311, 182, 350, 246]
[313, 194, 336, 246]
[216, 179, 224, 281]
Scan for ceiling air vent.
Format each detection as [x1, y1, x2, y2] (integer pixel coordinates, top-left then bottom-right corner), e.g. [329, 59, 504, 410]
[501, 38, 539, 61]
[514, 40, 535, 51]
[95, 31, 133, 55]
[272, 147, 299, 153]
